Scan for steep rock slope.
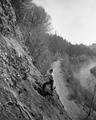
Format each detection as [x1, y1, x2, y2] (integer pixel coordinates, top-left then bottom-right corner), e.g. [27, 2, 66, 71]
[0, 0, 71, 120]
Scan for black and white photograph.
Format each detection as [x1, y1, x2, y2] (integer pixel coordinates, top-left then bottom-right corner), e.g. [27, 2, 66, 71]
[0, 0, 96, 120]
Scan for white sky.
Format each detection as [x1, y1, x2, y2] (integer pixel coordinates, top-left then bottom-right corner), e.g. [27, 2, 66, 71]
[34, 0, 96, 45]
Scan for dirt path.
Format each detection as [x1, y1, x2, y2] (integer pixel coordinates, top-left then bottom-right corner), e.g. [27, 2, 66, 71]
[52, 60, 86, 120]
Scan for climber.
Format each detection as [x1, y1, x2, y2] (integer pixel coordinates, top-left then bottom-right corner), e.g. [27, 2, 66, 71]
[42, 69, 54, 95]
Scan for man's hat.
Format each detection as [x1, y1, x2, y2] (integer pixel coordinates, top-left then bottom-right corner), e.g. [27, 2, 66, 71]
[49, 69, 53, 73]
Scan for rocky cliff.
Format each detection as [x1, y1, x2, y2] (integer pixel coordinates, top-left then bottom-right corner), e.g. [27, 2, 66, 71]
[0, 0, 71, 120]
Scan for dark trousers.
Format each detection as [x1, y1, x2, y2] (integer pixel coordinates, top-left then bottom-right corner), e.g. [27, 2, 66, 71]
[42, 80, 54, 92]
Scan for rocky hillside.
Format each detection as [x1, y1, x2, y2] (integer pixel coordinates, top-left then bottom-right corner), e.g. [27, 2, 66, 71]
[0, 0, 71, 120]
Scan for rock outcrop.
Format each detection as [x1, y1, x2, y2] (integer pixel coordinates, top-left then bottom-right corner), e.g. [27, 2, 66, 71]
[0, 0, 71, 120]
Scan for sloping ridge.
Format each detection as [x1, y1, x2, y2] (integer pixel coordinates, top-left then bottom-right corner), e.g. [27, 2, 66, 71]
[0, 0, 71, 120]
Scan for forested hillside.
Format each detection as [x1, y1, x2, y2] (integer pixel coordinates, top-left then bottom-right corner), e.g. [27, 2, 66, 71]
[26, 31, 96, 74]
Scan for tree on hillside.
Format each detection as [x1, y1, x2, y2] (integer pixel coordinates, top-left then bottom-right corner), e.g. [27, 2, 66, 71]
[11, 0, 51, 39]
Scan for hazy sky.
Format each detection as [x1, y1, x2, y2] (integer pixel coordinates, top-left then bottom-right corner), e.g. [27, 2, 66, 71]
[34, 0, 96, 45]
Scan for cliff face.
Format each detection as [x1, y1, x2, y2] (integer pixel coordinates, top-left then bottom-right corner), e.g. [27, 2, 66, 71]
[0, 0, 71, 120]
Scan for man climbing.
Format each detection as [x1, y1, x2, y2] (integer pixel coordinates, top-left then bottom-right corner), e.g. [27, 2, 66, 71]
[42, 69, 54, 95]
